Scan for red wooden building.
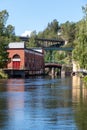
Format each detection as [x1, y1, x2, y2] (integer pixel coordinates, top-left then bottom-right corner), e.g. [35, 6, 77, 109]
[6, 42, 44, 77]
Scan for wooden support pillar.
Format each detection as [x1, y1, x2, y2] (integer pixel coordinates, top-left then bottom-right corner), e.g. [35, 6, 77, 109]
[51, 67, 55, 76]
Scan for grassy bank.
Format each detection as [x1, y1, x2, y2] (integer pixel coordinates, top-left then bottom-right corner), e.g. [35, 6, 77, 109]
[0, 69, 8, 79]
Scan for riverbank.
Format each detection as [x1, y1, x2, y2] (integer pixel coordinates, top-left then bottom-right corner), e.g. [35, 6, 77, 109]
[0, 69, 8, 79]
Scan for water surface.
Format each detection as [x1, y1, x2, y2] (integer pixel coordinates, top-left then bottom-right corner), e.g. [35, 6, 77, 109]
[0, 76, 87, 130]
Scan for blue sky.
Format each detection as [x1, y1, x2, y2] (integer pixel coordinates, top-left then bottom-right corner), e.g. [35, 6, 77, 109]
[0, 0, 87, 36]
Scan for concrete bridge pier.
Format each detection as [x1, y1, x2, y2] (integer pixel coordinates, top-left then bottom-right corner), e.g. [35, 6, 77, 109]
[48, 67, 61, 76]
[51, 67, 55, 76]
[45, 63, 62, 76]
[61, 70, 65, 77]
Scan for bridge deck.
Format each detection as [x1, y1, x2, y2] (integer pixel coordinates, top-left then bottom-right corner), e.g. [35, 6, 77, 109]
[44, 47, 73, 51]
[45, 63, 62, 68]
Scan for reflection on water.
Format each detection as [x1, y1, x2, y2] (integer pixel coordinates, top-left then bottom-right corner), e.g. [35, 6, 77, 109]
[72, 76, 82, 103]
[7, 79, 25, 128]
[0, 76, 87, 130]
[72, 76, 87, 130]
[7, 79, 24, 109]
[72, 76, 87, 103]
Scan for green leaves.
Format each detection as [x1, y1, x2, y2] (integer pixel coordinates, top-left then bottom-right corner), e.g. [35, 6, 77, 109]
[73, 31, 87, 69]
[0, 38, 8, 68]
[0, 10, 18, 68]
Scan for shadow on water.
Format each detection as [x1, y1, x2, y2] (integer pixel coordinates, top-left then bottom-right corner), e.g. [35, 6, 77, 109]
[0, 76, 87, 129]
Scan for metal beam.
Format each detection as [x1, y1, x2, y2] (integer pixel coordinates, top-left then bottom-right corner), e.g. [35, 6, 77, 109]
[44, 47, 73, 51]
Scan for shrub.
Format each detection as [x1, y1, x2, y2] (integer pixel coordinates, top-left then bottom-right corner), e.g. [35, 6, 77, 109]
[0, 70, 8, 79]
[83, 75, 87, 83]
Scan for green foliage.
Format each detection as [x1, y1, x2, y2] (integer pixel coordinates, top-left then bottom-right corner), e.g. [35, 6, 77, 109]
[26, 31, 38, 48]
[0, 10, 9, 24]
[44, 50, 67, 64]
[0, 10, 19, 68]
[6, 24, 15, 36]
[82, 4, 87, 20]
[0, 37, 9, 68]
[73, 25, 87, 69]
[83, 76, 87, 83]
[83, 76, 87, 88]
[72, 4, 87, 70]
[1, 4, 87, 71]
[37, 19, 77, 65]
[60, 21, 76, 47]
[38, 19, 60, 39]
[0, 69, 8, 79]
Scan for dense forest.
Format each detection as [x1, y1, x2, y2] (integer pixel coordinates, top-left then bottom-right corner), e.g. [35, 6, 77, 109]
[0, 4, 87, 70]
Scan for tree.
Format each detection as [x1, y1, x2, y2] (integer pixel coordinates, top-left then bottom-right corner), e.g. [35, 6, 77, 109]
[0, 10, 9, 36]
[26, 31, 37, 48]
[0, 37, 9, 68]
[38, 19, 60, 39]
[73, 33, 87, 69]
[0, 10, 18, 68]
[6, 24, 15, 36]
[60, 21, 76, 47]
[73, 4, 87, 69]
[82, 4, 87, 20]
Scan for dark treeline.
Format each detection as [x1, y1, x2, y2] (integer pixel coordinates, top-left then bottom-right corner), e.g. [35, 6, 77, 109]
[0, 4, 87, 70]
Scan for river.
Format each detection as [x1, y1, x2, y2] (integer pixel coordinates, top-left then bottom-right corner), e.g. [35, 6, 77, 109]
[0, 75, 87, 130]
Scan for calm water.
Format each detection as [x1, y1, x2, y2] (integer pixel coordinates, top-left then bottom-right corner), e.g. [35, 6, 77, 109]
[0, 76, 87, 130]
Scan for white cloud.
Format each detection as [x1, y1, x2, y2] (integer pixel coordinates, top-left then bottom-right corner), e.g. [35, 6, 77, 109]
[21, 30, 32, 37]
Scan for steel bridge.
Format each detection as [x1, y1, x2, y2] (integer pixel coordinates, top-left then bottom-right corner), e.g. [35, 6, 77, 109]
[19, 36, 73, 66]
[19, 36, 73, 51]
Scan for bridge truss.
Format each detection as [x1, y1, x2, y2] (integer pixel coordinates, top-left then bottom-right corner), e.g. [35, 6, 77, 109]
[19, 36, 73, 51]
[19, 36, 73, 63]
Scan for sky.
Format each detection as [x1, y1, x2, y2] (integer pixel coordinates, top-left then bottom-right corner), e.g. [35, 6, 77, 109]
[0, 0, 87, 36]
